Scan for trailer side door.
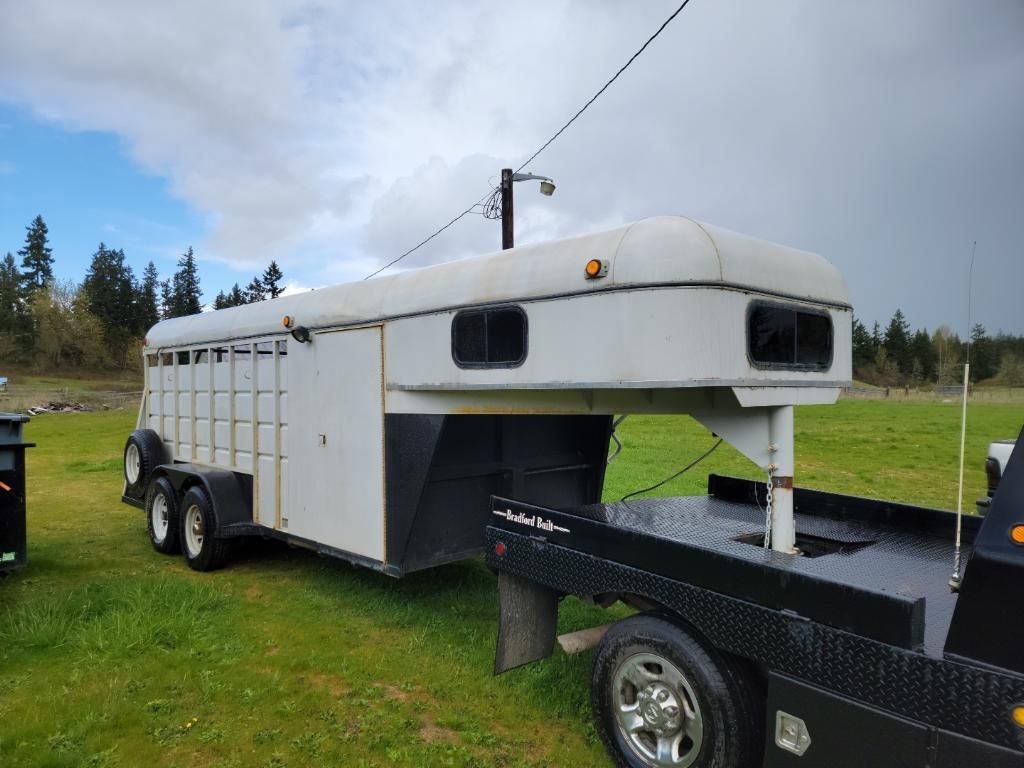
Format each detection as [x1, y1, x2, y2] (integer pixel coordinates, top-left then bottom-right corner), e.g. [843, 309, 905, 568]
[287, 325, 385, 561]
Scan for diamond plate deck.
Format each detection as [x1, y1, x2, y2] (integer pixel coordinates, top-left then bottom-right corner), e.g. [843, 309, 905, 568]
[568, 494, 962, 657]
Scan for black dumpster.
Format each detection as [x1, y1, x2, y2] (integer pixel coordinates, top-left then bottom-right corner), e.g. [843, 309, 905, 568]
[0, 413, 33, 574]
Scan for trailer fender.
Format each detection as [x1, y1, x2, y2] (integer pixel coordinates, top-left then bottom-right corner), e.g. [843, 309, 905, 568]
[153, 464, 253, 536]
[494, 570, 559, 674]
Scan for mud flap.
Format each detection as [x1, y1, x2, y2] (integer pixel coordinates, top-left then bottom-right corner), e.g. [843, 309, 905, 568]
[494, 570, 559, 674]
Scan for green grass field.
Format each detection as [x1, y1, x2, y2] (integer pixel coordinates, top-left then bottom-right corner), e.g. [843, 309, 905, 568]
[1, 399, 1021, 767]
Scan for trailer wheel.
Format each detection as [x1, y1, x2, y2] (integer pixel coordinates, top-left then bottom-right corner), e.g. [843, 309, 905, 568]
[145, 476, 181, 555]
[592, 614, 757, 768]
[180, 486, 230, 572]
[124, 429, 164, 498]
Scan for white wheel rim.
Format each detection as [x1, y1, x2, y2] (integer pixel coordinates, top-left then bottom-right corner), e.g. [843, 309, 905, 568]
[184, 504, 204, 557]
[151, 493, 169, 543]
[126, 443, 141, 484]
[612, 652, 704, 767]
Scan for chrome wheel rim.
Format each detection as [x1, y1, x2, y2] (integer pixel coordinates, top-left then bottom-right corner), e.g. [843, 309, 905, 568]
[151, 493, 169, 543]
[184, 504, 204, 557]
[612, 652, 704, 767]
[125, 443, 141, 484]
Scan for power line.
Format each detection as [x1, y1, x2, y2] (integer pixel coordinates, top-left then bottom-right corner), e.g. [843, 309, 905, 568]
[513, 0, 692, 175]
[364, 0, 694, 279]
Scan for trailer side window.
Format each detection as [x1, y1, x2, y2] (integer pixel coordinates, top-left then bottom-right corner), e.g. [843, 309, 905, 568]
[194, 350, 209, 364]
[748, 302, 832, 370]
[452, 306, 527, 368]
[147, 354, 158, 368]
[176, 351, 190, 365]
[160, 352, 174, 366]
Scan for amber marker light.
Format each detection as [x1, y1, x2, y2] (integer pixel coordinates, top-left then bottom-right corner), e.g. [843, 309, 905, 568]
[585, 259, 608, 279]
[1013, 706, 1024, 728]
[282, 315, 293, 328]
[1010, 525, 1024, 545]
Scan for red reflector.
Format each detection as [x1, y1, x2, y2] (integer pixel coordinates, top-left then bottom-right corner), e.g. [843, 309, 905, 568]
[494, 542, 507, 556]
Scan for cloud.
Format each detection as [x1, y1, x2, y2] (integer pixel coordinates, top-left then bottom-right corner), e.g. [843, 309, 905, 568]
[0, 0, 1021, 331]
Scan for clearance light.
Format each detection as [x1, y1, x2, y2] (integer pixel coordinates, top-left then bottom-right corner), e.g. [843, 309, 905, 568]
[585, 259, 608, 279]
[1011, 525, 1024, 545]
[1013, 706, 1024, 728]
[282, 315, 294, 329]
[494, 542, 507, 556]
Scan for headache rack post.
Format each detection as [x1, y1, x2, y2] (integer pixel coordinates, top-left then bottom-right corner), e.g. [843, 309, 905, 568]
[770, 404, 796, 554]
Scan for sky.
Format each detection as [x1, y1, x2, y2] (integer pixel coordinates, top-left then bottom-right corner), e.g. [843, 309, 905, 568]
[0, 0, 1021, 333]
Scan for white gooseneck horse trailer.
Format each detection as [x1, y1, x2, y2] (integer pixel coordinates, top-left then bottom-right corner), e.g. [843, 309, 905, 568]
[122, 216, 851, 573]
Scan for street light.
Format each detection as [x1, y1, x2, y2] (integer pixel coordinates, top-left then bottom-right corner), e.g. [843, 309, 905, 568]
[499, 168, 556, 250]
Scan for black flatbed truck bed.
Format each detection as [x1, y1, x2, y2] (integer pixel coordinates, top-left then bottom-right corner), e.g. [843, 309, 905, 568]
[486, 435, 1024, 767]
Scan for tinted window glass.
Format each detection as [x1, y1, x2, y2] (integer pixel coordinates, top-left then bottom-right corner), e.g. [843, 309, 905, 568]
[452, 307, 527, 368]
[749, 305, 795, 365]
[176, 351, 190, 365]
[748, 303, 832, 370]
[796, 312, 832, 367]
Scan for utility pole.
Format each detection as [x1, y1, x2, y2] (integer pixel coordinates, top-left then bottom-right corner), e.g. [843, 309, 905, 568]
[501, 168, 514, 250]
[492, 168, 554, 251]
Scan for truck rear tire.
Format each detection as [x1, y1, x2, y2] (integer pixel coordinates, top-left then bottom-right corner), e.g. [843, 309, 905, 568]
[180, 486, 231, 572]
[145, 476, 181, 555]
[124, 429, 164, 499]
[591, 613, 759, 768]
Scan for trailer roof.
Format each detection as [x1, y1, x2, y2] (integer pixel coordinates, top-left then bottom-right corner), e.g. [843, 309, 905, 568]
[145, 216, 850, 349]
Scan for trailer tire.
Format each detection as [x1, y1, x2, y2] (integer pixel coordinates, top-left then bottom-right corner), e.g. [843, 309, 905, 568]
[124, 429, 164, 499]
[145, 476, 181, 555]
[180, 486, 231, 572]
[592, 613, 758, 768]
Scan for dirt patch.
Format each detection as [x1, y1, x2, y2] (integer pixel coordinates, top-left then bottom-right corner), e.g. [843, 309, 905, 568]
[418, 718, 458, 744]
[264, 644, 280, 656]
[302, 672, 349, 697]
[244, 585, 264, 600]
[375, 683, 410, 702]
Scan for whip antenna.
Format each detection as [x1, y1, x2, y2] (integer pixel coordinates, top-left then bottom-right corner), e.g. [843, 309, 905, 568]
[950, 240, 977, 591]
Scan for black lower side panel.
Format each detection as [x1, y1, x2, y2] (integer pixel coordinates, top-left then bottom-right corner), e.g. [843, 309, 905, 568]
[485, 527, 1024, 754]
[0, 446, 30, 574]
[764, 673, 931, 768]
[385, 414, 610, 572]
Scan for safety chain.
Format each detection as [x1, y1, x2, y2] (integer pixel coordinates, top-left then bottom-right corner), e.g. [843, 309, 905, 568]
[763, 465, 775, 551]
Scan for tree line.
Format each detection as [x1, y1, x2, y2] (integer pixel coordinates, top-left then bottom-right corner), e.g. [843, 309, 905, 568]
[0, 215, 285, 370]
[853, 309, 1024, 387]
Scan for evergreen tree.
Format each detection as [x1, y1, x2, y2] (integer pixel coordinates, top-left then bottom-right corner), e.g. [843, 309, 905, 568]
[244, 276, 265, 304]
[136, 261, 161, 332]
[851, 317, 874, 370]
[229, 283, 246, 306]
[884, 309, 912, 378]
[18, 214, 54, 290]
[82, 243, 140, 365]
[262, 260, 284, 298]
[910, 329, 937, 383]
[0, 252, 19, 335]
[969, 323, 996, 382]
[166, 247, 202, 317]
[213, 283, 247, 309]
[159, 279, 174, 319]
